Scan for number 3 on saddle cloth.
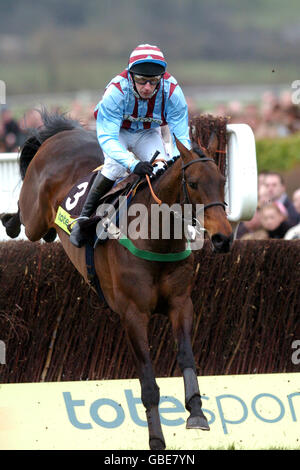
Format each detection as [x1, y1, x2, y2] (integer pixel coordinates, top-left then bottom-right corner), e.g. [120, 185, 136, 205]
[54, 171, 136, 303]
[55, 171, 135, 247]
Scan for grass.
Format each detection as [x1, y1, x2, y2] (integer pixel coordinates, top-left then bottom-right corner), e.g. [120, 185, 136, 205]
[172, 60, 297, 86]
[2, 58, 299, 97]
[2, 59, 124, 95]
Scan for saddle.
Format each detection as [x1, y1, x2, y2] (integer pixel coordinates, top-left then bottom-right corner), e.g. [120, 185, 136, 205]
[54, 171, 147, 303]
[55, 171, 145, 247]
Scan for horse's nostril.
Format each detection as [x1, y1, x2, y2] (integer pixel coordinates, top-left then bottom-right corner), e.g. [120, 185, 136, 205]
[211, 232, 233, 253]
[211, 233, 224, 245]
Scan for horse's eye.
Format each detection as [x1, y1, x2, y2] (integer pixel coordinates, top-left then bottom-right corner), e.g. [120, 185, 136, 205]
[188, 181, 198, 190]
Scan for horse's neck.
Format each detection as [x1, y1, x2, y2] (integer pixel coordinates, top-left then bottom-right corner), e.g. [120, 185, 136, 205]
[131, 158, 185, 252]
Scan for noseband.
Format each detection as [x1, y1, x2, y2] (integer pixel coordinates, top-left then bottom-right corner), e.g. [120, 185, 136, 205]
[181, 156, 227, 212]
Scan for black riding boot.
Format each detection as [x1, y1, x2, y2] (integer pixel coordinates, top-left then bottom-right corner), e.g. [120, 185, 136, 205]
[69, 172, 115, 247]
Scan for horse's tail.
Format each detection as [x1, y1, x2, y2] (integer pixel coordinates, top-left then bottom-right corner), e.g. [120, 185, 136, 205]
[19, 108, 82, 180]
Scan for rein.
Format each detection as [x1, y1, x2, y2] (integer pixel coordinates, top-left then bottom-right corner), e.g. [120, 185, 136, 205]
[115, 151, 226, 262]
[145, 152, 226, 212]
[145, 157, 167, 205]
[181, 156, 227, 212]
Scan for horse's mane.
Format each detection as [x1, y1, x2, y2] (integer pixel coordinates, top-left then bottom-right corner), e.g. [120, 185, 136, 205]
[19, 108, 83, 180]
[189, 114, 228, 177]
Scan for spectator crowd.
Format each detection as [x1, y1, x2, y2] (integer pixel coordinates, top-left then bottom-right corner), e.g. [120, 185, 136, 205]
[2, 87, 300, 152]
[1, 88, 300, 240]
[237, 171, 300, 240]
[0, 102, 96, 153]
[212, 90, 300, 139]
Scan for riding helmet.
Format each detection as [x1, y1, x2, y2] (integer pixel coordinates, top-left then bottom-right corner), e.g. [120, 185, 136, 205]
[128, 44, 167, 76]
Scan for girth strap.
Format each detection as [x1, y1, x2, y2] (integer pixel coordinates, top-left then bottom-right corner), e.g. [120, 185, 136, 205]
[118, 236, 191, 262]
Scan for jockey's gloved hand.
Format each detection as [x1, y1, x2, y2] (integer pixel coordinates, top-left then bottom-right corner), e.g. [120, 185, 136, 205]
[133, 161, 154, 176]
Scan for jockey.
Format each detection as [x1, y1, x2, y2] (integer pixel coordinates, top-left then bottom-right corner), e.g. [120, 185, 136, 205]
[70, 44, 191, 247]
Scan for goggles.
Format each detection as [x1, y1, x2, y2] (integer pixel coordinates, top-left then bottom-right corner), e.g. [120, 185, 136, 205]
[133, 74, 162, 86]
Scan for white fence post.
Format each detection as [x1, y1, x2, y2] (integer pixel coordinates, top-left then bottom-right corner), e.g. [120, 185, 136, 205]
[225, 124, 258, 222]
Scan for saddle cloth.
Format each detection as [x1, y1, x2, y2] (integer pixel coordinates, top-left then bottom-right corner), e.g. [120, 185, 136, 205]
[54, 171, 140, 304]
[54, 171, 139, 244]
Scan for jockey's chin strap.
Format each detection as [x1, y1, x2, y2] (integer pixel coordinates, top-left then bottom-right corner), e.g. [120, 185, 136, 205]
[133, 87, 158, 100]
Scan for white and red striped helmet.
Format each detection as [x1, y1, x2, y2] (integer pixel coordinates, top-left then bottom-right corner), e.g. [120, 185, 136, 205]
[128, 44, 167, 76]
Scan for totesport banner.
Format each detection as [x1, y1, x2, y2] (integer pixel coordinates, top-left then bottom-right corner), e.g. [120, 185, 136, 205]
[0, 373, 299, 450]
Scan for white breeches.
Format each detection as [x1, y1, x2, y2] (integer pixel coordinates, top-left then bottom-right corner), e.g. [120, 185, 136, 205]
[101, 127, 171, 181]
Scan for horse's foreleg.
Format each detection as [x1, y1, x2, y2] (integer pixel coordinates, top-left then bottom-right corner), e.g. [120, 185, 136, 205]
[122, 307, 166, 450]
[169, 297, 210, 431]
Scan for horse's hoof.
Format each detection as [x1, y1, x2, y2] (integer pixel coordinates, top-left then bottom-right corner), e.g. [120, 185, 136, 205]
[149, 438, 166, 450]
[186, 415, 210, 430]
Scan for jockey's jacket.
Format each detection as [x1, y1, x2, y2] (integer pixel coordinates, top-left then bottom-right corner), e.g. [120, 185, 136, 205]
[94, 69, 191, 172]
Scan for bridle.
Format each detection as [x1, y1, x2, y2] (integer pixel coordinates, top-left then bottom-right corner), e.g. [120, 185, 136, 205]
[181, 155, 227, 212]
[130, 151, 227, 236]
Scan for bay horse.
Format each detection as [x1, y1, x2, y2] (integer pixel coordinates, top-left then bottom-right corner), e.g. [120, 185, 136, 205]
[1, 110, 233, 450]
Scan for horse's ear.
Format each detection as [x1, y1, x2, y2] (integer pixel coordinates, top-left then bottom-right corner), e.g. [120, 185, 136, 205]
[174, 135, 192, 162]
[207, 132, 218, 156]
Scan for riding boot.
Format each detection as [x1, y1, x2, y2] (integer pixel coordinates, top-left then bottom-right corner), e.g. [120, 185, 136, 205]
[69, 172, 115, 248]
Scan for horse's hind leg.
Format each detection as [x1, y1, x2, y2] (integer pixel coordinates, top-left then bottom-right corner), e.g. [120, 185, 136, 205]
[122, 306, 166, 450]
[1, 208, 56, 242]
[0, 210, 21, 238]
[19, 184, 56, 242]
[169, 296, 210, 431]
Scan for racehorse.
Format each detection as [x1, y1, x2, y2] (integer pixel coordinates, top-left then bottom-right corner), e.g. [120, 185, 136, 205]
[1, 110, 233, 450]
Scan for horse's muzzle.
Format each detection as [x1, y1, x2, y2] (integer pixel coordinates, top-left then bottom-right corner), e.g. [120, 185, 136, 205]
[211, 232, 233, 253]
